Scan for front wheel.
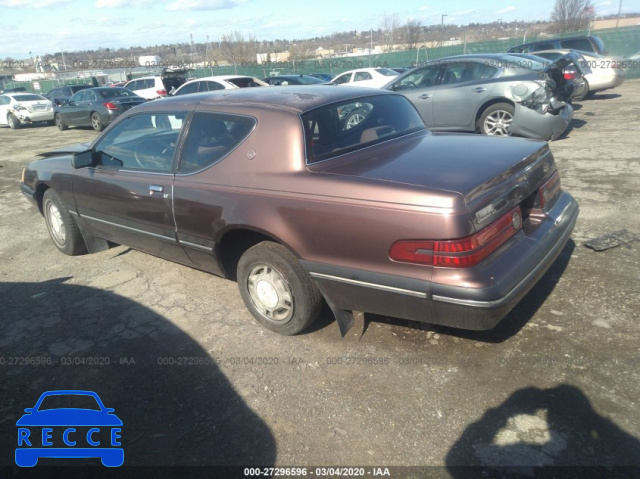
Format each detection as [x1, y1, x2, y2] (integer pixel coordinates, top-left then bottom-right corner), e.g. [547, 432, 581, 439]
[479, 103, 514, 136]
[237, 242, 322, 335]
[7, 113, 20, 129]
[43, 189, 86, 255]
[91, 112, 104, 132]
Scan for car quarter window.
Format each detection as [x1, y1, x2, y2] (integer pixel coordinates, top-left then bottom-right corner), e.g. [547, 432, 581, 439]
[204, 81, 225, 91]
[333, 73, 352, 84]
[531, 43, 556, 52]
[85, 90, 97, 101]
[70, 91, 84, 102]
[93, 112, 186, 172]
[176, 82, 199, 95]
[178, 112, 256, 174]
[303, 95, 425, 164]
[560, 38, 593, 52]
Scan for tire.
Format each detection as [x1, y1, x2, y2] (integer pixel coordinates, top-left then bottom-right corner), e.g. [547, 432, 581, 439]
[237, 242, 322, 335]
[574, 79, 589, 101]
[55, 113, 68, 131]
[91, 112, 104, 132]
[585, 90, 597, 99]
[42, 189, 86, 256]
[46, 119, 55, 126]
[479, 103, 514, 137]
[7, 113, 20, 129]
[345, 109, 366, 129]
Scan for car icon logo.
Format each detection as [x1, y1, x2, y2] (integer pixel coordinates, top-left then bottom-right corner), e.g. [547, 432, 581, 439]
[15, 390, 123, 467]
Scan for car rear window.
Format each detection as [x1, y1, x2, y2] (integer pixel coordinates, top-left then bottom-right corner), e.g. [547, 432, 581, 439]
[12, 94, 46, 102]
[560, 38, 594, 52]
[303, 94, 425, 164]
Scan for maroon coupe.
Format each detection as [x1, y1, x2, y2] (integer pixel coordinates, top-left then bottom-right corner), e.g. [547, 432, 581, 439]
[21, 86, 579, 335]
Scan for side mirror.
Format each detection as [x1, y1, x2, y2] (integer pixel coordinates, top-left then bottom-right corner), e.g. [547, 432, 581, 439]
[72, 150, 94, 169]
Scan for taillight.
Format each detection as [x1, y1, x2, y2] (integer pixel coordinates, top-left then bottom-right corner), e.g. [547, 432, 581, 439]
[538, 171, 561, 209]
[103, 102, 119, 110]
[389, 206, 522, 268]
[563, 72, 576, 80]
[156, 89, 167, 96]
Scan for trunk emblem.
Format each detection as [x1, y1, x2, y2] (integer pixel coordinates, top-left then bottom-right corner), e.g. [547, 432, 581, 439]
[512, 210, 522, 230]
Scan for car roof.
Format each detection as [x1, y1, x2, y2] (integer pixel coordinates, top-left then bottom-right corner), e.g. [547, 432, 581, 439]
[3, 92, 45, 98]
[143, 85, 396, 114]
[126, 76, 158, 81]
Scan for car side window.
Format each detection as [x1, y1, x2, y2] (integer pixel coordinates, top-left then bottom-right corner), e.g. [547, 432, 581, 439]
[392, 65, 441, 90]
[178, 112, 256, 174]
[531, 43, 555, 52]
[354, 71, 373, 81]
[85, 90, 96, 102]
[333, 73, 352, 84]
[175, 82, 199, 96]
[205, 81, 225, 91]
[69, 91, 84, 102]
[560, 39, 593, 52]
[93, 112, 186, 172]
[443, 62, 498, 84]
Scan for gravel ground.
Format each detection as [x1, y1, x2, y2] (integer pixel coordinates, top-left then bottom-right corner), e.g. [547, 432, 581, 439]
[1, 82, 639, 477]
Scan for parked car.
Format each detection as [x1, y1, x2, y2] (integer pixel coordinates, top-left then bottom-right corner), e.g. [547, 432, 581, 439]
[309, 73, 334, 82]
[332, 67, 398, 88]
[123, 67, 189, 100]
[509, 52, 589, 100]
[108, 81, 127, 88]
[54, 87, 146, 131]
[508, 35, 606, 55]
[172, 75, 268, 96]
[45, 84, 93, 106]
[21, 86, 578, 336]
[383, 53, 576, 140]
[261, 75, 325, 85]
[532, 50, 626, 99]
[0, 92, 54, 129]
[0, 86, 27, 94]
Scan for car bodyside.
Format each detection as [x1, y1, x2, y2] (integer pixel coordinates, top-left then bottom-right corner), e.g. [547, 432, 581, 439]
[384, 54, 575, 141]
[21, 86, 578, 336]
[507, 35, 606, 56]
[0, 93, 54, 128]
[54, 87, 146, 131]
[261, 75, 326, 85]
[45, 84, 93, 106]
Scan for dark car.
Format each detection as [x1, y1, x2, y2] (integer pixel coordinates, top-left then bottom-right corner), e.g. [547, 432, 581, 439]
[45, 84, 92, 106]
[309, 73, 335, 82]
[507, 35, 606, 56]
[384, 53, 576, 140]
[261, 75, 326, 86]
[54, 87, 146, 131]
[21, 86, 578, 336]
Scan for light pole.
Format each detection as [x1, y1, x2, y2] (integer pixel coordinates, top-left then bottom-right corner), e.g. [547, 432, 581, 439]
[441, 14, 448, 47]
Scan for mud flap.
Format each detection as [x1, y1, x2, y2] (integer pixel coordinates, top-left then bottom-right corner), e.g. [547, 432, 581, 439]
[323, 295, 355, 337]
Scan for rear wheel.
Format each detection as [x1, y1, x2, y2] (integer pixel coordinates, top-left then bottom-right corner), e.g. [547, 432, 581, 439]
[585, 90, 598, 99]
[237, 242, 322, 335]
[91, 112, 104, 132]
[479, 103, 514, 136]
[43, 189, 86, 255]
[55, 113, 68, 131]
[7, 113, 20, 129]
[574, 79, 589, 101]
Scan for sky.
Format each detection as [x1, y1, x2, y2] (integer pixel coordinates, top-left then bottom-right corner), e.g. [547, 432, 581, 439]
[0, 0, 637, 59]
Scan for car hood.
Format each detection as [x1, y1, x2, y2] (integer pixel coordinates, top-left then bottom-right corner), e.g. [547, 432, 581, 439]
[309, 131, 549, 205]
[37, 142, 91, 158]
[16, 409, 123, 426]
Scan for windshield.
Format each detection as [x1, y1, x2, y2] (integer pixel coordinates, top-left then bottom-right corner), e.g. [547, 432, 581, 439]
[303, 94, 424, 164]
[375, 68, 399, 76]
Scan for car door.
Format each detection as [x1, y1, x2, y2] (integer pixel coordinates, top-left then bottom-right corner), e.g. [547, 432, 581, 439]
[0, 95, 10, 125]
[72, 111, 191, 263]
[78, 89, 98, 126]
[58, 90, 85, 125]
[431, 61, 498, 130]
[388, 64, 443, 126]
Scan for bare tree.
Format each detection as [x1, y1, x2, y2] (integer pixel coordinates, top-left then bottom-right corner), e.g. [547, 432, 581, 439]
[551, 0, 595, 33]
[379, 13, 400, 52]
[404, 19, 423, 50]
[219, 31, 258, 73]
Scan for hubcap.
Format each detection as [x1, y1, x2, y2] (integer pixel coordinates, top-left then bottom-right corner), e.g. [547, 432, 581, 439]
[47, 202, 66, 245]
[92, 115, 100, 129]
[346, 113, 365, 129]
[247, 264, 293, 323]
[484, 110, 513, 136]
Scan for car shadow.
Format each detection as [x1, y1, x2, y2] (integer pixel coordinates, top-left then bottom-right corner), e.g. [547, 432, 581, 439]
[445, 384, 640, 475]
[556, 119, 587, 140]
[588, 93, 622, 101]
[360, 240, 576, 343]
[0, 279, 276, 477]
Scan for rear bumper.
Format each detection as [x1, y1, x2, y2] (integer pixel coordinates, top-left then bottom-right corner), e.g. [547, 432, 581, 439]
[16, 110, 54, 123]
[510, 104, 573, 141]
[305, 192, 579, 331]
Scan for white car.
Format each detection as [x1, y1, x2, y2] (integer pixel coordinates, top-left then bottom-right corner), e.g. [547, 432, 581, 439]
[171, 75, 268, 96]
[124, 68, 189, 100]
[0, 92, 54, 129]
[534, 50, 626, 99]
[332, 68, 399, 88]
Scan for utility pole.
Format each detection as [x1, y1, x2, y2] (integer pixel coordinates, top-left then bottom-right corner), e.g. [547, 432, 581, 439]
[441, 14, 448, 47]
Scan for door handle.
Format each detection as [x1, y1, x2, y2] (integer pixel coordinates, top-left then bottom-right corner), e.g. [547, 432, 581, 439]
[472, 87, 487, 93]
[149, 185, 164, 196]
[419, 93, 431, 99]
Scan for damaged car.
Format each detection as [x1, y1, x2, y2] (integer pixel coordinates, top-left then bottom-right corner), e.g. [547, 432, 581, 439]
[383, 53, 575, 140]
[0, 92, 54, 129]
[123, 67, 190, 100]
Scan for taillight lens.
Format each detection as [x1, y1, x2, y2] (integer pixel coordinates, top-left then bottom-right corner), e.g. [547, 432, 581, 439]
[156, 89, 167, 96]
[538, 171, 561, 209]
[389, 206, 522, 268]
[103, 102, 119, 110]
[563, 72, 576, 80]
